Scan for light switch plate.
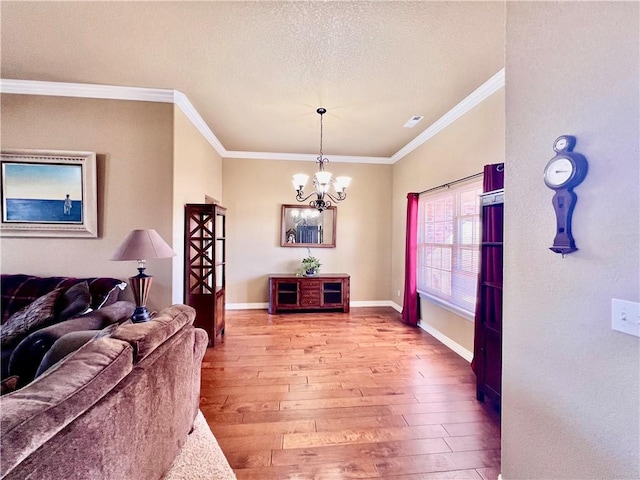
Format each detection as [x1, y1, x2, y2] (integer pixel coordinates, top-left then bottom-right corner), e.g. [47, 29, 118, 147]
[612, 298, 640, 338]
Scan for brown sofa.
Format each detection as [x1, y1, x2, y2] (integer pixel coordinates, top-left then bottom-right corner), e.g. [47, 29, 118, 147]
[1, 274, 130, 385]
[0, 304, 208, 480]
[6, 301, 136, 389]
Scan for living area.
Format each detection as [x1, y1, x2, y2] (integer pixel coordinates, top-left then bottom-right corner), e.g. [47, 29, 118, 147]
[1, 2, 639, 480]
[0, 276, 232, 479]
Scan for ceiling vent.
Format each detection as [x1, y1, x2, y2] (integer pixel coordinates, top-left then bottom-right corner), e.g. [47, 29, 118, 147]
[403, 115, 424, 128]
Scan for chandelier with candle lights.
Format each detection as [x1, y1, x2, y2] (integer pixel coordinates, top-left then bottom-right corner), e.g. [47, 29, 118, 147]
[292, 108, 351, 212]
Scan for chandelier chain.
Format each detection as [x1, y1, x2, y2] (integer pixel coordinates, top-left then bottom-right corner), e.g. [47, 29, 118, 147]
[318, 108, 326, 170]
[292, 107, 349, 212]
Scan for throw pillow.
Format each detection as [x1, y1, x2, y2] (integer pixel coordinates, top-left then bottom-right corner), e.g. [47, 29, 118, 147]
[88, 278, 127, 309]
[0, 287, 63, 349]
[35, 322, 123, 377]
[0, 375, 18, 396]
[55, 281, 91, 321]
[35, 330, 98, 377]
[0, 275, 127, 323]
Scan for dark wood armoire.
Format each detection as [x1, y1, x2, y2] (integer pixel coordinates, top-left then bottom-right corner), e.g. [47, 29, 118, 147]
[184, 203, 226, 347]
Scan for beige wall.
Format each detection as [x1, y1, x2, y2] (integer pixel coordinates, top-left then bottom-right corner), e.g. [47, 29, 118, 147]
[391, 89, 505, 351]
[0, 95, 175, 310]
[503, 2, 639, 479]
[222, 158, 392, 304]
[172, 106, 223, 304]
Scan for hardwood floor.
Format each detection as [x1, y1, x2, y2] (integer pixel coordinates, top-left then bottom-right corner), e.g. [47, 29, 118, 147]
[200, 307, 501, 480]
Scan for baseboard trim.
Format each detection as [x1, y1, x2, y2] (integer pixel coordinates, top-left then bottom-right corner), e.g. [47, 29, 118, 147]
[418, 321, 474, 363]
[226, 303, 268, 310]
[226, 301, 402, 311]
[350, 300, 396, 308]
[389, 301, 402, 313]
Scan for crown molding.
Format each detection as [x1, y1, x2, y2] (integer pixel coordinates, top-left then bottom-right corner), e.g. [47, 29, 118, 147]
[390, 68, 505, 164]
[0, 78, 175, 103]
[223, 150, 393, 165]
[172, 90, 226, 156]
[1, 70, 504, 165]
[0, 79, 229, 157]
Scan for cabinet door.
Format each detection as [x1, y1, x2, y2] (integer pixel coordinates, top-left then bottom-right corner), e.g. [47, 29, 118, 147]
[276, 280, 300, 308]
[214, 290, 225, 343]
[322, 280, 344, 306]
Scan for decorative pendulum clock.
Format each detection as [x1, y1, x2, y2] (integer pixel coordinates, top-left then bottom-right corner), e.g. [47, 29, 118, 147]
[543, 135, 588, 256]
[184, 203, 226, 346]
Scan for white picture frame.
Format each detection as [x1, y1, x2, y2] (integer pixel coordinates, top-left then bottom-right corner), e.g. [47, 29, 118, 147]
[0, 149, 98, 238]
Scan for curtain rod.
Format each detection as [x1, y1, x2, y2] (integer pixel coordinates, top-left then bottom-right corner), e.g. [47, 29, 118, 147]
[418, 171, 483, 195]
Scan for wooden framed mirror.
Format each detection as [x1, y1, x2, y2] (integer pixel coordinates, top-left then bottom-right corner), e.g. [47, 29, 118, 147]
[281, 204, 336, 248]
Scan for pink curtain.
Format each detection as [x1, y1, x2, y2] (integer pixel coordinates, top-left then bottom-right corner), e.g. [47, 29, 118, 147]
[402, 193, 420, 326]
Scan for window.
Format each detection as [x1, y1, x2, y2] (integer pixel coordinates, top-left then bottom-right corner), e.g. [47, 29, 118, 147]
[417, 179, 482, 319]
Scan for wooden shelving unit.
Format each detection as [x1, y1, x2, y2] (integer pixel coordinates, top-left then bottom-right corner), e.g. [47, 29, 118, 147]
[475, 189, 503, 410]
[184, 203, 226, 346]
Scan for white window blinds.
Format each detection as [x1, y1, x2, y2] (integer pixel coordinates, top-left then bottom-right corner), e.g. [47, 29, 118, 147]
[417, 179, 483, 318]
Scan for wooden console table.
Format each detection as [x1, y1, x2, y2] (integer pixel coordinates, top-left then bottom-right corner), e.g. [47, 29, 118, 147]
[268, 274, 350, 314]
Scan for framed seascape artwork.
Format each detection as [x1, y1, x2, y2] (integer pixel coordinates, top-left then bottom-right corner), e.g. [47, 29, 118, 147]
[0, 150, 98, 238]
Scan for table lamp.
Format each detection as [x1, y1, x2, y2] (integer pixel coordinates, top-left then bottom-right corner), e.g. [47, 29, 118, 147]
[110, 229, 176, 322]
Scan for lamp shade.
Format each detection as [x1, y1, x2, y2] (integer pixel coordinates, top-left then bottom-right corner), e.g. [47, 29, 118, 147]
[315, 171, 332, 185]
[335, 176, 351, 189]
[292, 174, 309, 189]
[110, 229, 176, 261]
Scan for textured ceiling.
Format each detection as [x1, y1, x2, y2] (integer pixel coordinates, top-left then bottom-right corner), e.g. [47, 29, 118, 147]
[1, 1, 505, 158]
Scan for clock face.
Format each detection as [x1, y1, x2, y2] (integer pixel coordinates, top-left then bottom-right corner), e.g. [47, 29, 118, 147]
[555, 138, 568, 151]
[544, 157, 574, 188]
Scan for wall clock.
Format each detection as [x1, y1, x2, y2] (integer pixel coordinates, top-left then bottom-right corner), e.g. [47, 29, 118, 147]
[543, 135, 588, 256]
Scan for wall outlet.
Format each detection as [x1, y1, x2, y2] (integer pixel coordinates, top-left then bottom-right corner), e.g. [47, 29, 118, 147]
[397, 290, 401, 297]
[612, 298, 640, 338]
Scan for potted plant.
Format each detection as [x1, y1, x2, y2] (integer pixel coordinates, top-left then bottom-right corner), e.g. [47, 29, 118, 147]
[297, 249, 321, 276]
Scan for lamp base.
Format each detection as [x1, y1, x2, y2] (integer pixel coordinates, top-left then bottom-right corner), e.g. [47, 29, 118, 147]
[129, 269, 153, 323]
[131, 306, 151, 323]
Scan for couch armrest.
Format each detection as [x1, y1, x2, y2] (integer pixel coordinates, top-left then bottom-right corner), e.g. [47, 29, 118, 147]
[8, 301, 135, 386]
[110, 304, 196, 363]
[0, 337, 134, 478]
